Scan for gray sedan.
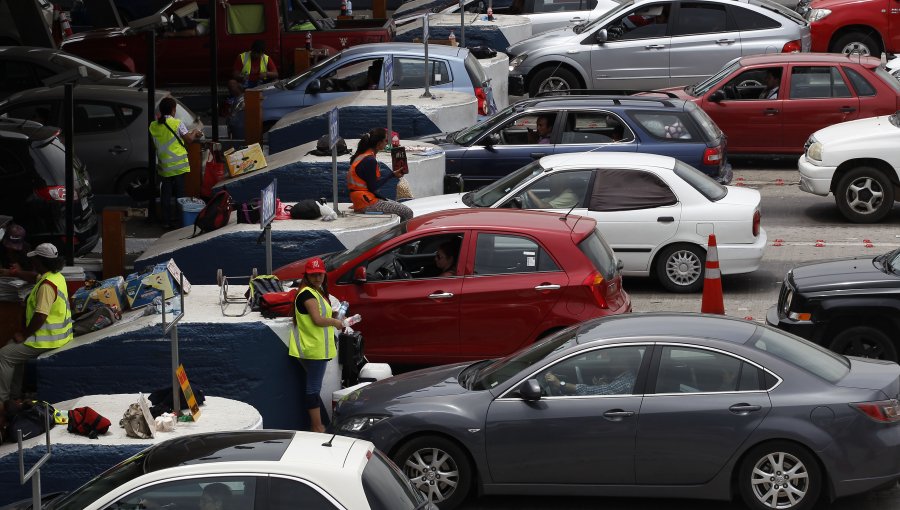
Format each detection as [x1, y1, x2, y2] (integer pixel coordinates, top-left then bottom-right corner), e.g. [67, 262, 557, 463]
[333, 313, 900, 510]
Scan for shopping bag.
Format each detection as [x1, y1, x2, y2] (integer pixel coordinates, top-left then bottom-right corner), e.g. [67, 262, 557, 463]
[201, 151, 226, 199]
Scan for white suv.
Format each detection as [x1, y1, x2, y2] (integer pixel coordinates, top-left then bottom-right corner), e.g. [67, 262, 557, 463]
[799, 112, 900, 223]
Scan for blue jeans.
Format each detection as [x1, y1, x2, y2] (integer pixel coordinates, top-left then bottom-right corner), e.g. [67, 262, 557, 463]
[299, 358, 329, 409]
[159, 173, 185, 224]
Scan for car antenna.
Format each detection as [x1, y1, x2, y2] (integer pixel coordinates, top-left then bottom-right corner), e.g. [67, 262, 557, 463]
[321, 433, 337, 447]
[561, 201, 579, 224]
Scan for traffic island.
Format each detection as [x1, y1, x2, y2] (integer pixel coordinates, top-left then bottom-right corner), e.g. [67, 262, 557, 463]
[267, 89, 476, 154]
[394, 14, 533, 51]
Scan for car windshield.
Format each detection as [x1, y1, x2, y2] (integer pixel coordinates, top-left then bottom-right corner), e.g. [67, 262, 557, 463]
[453, 103, 518, 145]
[750, 326, 850, 383]
[362, 449, 429, 510]
[880, 248, 900, 274]
[470, 160, 545, 206]
[48, 451, 148, 510]
[891, 111, 900, 128]
[674, 160, 727, 201]
[688, 58, 741, 96]
[576, 0, 635, 32]
[327, 222, 409, 268]
[471, 327, 578, 390]
[873, 66, 900, 93]
[749, 0, 806, 24]
[285, 52, 343, 90]
[49, 53, 110, 80]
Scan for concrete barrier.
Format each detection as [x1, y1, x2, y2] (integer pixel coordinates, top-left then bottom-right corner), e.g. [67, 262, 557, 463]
[395, 14, 533, 51]
[0, 395, 262, 505]
[268, 89, 476, 155]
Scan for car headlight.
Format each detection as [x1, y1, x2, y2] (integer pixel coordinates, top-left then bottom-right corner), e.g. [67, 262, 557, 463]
[337, 415, 388, 433]
[806, 8, 831, 21]
[509, 53, 528, 71]
[806, 141, 823, 162]
[782, 289, 793, 316]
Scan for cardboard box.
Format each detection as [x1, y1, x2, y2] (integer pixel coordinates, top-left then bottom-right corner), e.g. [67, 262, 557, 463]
[224, 143, 267, 177]
[125, 259, 191, 309]
[72, 276, 126, 313]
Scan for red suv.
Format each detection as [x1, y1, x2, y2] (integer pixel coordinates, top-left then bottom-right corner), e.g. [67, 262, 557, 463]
[798, 0, 900, 56]
[274, 209, 631, 365]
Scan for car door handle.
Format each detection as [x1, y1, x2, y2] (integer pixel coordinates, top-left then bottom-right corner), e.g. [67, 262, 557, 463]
[109, 146, 129, 154]
[534, 284, 561, 291]
[602, 410, 635, 421]
[763, 108, 779, 116]
[530, 152, 548, 159]
[644, 44, 666, 50]
[428, 292, 454, 299]
[839, 106, 857, 113]
[569, 16, 583, 21]
[657, 216, 674, 223]
[715, 38, 736, 44]
[729, 404, 762, 415]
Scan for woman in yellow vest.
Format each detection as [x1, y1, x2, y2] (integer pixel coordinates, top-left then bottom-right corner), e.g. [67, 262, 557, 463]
[150, 97, 202, 229]
[347, 128, 414, 221]
[0, 243, 72, 402]
[289, 257, 346, 432]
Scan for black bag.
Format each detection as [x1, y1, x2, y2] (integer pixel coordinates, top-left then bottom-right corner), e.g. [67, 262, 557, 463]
[309, 134, 350, 156]
[244, 274, 284, 310]
[4, 401, 56, 442]
[290, 198, 323, 220]
[73, 304, 122, 336]
[148, 386, 206, 416]
[191, 189, 232, 237]
[236, 199, 261, 224]
[469, 45, 497, 59]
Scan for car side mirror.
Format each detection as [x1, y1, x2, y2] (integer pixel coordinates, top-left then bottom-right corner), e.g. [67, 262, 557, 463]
[595, 28, 608, 44]
[709, 89, 725, 103]
[519, 379, 542, 401]
[353, 266, 367, 283]
[483, 133, 500, 151]
[616, 259, 624, 271]
[307, 79, 321, 94]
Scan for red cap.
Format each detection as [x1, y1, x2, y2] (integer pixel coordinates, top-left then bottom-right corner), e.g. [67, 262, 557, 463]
[305, 257, 327, 274]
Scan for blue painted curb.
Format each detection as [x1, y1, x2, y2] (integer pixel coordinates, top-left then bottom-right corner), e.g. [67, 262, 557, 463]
[395, 25, 511, 52]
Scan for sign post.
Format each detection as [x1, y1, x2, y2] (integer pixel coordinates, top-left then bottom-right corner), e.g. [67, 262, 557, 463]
[161, 274, 187, 416]
[328, 108, 341, 214]
[422, 14, 432, 98]
[460, 0, 465, 46]
[260, 179, 277, 274]
[384, 55, 394, 151]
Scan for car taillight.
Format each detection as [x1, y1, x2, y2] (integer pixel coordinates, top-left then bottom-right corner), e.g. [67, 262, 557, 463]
[36, 185, 77, 202]
[752, 210, 760, 237]
[582, 271, 609, 309]
[781, 40, 801, 52]
[703, 146, 722, 167]
[474, 86, 488, 115]
[851, 399, 900, 423]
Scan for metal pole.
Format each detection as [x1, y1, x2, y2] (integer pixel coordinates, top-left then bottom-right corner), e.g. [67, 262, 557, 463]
[210, 0, 219, 142]
[162, 275, 186, 417]
[422, 14, 432, 98]
[63, 82, 74, 265]
[265, 225, 272, 274]
[460, 0, 465, 47]
[331, 145, 339, 214]
[147, 29, 157, 222]
[387, 88, 392, 151]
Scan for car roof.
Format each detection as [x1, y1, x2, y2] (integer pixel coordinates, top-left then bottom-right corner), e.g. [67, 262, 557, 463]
[3, 84, 167, 103]
[575, 312, 760, 345]
[512, 94, 687, 111]
[342, 42, 467, 60]
[739, 52, 882, 67]
[540, 151, 677, 171]
[407, 208, 597, 234]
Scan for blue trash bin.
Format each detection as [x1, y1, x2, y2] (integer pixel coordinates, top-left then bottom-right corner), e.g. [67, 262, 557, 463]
[178, 197, 206, 227]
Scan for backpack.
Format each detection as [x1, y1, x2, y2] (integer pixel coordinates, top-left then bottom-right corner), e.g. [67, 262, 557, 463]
[259, 288, 299, 318]
[192, 189, 233, 237]
[309, 134, 350, 156]
[236, 199, 261, 224]
[120, 403, 152, 439]
[4, 401, 56, 442]
[290, 198, 323, 220]
[68, 406, 111, 439]
[73, 304, 121, 336]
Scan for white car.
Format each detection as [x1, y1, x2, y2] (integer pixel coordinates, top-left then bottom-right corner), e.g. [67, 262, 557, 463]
[8, 430, 435, 510]
[799, 113, 900, 223]
[405, 152, 766, 292]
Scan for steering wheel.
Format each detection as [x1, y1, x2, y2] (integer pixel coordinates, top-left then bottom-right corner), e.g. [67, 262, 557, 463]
[738, 79, 763, 88]
[520, 191, 535, 209]
[537, 375, 555, 397]
[393, 258, 411, 280]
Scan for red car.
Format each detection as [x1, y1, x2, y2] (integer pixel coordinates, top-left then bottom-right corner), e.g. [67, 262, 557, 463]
[798, 0, 900, 56]
[656, 53, 900, 154]
[274, 209, 631, 364]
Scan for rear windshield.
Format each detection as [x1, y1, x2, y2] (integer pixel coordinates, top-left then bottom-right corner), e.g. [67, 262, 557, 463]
[685, 102, 722, 142]
[874, 66, 900, 93]
[464, 53, 487, 88]
[628, 111, 701, 142]
[579, 228, 617, 281]
[749, 0, 806, 24]
[49, 53, 110, 80]
[750, 326, 850, 383]
[362, 449, 428, 510]
[673, 160, 727, 201]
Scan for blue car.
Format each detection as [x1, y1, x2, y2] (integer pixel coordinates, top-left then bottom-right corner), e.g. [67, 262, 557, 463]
[228, 42, 494, 138]
[417, 94, 732, 191]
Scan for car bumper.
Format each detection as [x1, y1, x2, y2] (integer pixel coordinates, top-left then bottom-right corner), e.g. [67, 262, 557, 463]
[821, 425, 900, 498]
[509, 74, 526, 97]
[717, 227, 767, 275]
[797, 156, 835, 196]
[765, 305, 817, 340]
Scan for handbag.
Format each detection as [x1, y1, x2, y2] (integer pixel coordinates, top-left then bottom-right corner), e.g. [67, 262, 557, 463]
[236, 199, 262, 224]
[201, 149, 226, 200]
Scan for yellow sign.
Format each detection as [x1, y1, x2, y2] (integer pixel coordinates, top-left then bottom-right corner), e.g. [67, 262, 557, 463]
[176, 364, 202, 421]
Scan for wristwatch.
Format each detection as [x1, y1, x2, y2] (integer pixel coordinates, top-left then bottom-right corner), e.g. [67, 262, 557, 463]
[559, 381, 566, 388]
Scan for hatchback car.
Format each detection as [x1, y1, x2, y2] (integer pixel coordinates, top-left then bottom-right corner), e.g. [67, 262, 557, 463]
[274, 209, 631, 365]
[417, 94, 732, 188]
[506, 0, 810, 96]
[0, 85, 202, 194]
[655, 53, 900, 154]
[228, 43, 494, 139]
[0, 118, 98, 256]
[405, 152, 764, 292]
[1, 430, 436, 510]
[333, 313, 900, 510]
[0, 46, 144, 101]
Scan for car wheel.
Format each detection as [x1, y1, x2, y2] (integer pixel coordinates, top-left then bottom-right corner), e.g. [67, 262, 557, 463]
[834, 166, 895, 223]
[528, 66, 579, 97]
[655, 244, 705, 293]
[739, 441, 822, 510]
[116, 168, 151, 196]
[831, 31, 881, 56]
[830, 325, 898, 361]
[393, 436, 472, 510]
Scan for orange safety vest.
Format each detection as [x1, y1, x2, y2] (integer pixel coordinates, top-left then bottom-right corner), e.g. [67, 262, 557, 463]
[347, 150, 380, 211]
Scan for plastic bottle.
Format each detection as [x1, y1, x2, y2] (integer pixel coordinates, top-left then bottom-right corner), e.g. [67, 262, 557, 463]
[335, 301, 349, 321]
[305, 32, 312, 50]
[487, 7, 493, 21]
[391, 132, 400, 147]
[347, 0, 353, 15]
[344, 314, 362, 327]
[340, 0, 347, 16]
[448, 30, 456, 46]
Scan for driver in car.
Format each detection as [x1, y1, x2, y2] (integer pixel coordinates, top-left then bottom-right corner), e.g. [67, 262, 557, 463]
[543, 350, 640, 395]
[525, 174, 580, 209]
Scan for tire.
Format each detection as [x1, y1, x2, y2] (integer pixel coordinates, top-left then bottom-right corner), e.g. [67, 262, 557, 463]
[116, 168, 151, 196]
[738, 441, 822, 510]
[528, 66, 580, 97]
[393, 436, 472, 510]
[830, 325, 898, 362]
[830, 31, 881, 56]
[834, 166, 895, 223]
[655, 244, 706, 293]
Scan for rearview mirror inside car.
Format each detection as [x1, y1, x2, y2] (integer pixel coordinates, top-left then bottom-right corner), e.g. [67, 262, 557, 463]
[595, 29, 608, 44]
[709, 90, 725, 103]
[519, 379, 542, 401]
[353, 266, 367, 283]
[307, 79, 322, 94]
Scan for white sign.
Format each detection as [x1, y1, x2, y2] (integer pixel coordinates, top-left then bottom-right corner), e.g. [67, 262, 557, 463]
[138, 393, 156, 438]
[260, 179, 277, 229]
[383, 55, 394, 90]
[328, 108, 339, 149]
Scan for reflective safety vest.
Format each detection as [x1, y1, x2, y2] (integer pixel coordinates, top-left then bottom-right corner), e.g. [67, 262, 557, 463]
[149, 117, 190, 178]
[240, 52, 269, 77]
[289, 286, 336, 360]
[25, 271, 73, 349]
[347, 150, 379, 211]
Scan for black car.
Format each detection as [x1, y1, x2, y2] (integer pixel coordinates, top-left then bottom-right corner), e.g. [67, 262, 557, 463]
[0, 118, 99, 256]
[767, 248, 900, 362]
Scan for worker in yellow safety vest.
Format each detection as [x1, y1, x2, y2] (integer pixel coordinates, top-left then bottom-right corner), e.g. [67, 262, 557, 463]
[149, 96, 202, 229]
[227, 39, 279, 101]
[0, 243, 72, 402]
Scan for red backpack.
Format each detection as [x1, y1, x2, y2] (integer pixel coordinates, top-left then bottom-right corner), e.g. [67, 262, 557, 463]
[68, 406, 111, 439]
[191, 189, 233, 238]
[259, 288, 299, 318]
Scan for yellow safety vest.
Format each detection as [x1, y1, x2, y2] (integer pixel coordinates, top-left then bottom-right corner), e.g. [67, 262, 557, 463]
[25, 271, 73, 349]
[149, 117, 190, 178]
[289, 286, 336, 360]
[240, 52, 269, 76]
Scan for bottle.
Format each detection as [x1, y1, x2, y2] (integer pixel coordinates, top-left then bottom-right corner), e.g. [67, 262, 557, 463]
[448, 30, 456, 46]
[344, 314, 362, 327]
[391, 131, 400, 147]
[335, 301, 349, 321]
[340, 0, 347, 16]
[346, 0, 353, 15]
[487, 7, 493, 21]
[305, 32, 312, 50]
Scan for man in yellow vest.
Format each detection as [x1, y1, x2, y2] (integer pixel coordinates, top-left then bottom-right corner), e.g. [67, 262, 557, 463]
[150, 96, 202, 229]
[227, 39, 279, 102]
[0, 243, 73, 402]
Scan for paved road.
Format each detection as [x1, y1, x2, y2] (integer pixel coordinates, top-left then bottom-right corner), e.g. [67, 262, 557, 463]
[459, 157, 900, 509]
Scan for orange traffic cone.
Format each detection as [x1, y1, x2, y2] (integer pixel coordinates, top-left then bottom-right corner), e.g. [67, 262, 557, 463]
[700, 233, 724, 314]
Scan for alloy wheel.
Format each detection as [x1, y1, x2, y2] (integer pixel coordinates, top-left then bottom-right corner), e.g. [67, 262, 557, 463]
[665, 249, 702, 287]
[841, 42, 872, 55]
[538, 76, 572, 95]
[844, 176, 884, 215]
[750, 451, 810, 509]
[402, 446, 461, 503]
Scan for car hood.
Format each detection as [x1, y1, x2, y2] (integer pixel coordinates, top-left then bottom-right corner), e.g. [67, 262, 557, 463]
[404, 193, 469, 216]
[811, 114, 900, 146]
[790, 256, 900, 293]
[506, 26, 580, 55]
[341, 363, 472, 412]
[807, 0, 869, 10]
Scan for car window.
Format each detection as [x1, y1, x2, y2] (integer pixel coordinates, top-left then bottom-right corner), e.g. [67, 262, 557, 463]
[718, 66, 782, 100]
[536, 345, 645, 397]
[366, 233, 465, 280]
[728, 5, 780, 30]
[606, 2, 670, 41]
[1, 101, 58, 126]
[873, 66, 900, 93]
[470, 160, 546, 207]
[671, 3, 729, 36]
[689, 58, 741, 97]
[0, 60, 43, 93]
[489, 113, 557, 145]
[48, 52, 110, 80]
[473, 233, 559, 275]
[579, 227, 618, 281]
[464, 53, 488, 87]
[285, 52, 341, 90]
[509, 169, 592, 210]
[789, 66, 852, 99]
[750, 325, 850, 383]
[361, 449, 429, 510]
[655, 346, 763, 394]
[673, 160, 727, 201]
[74, 102, 121, 133]
[322, 58, 383, 92]
[473, 326, 579, 390]
[843, 67, 877, 97]
[394, 57, 452, 88]
[330, 222, 408, 271]
[685, 101, 722, 142]
[119, 105, 143, 126]
[560, 111, 632, 144]
[588, 168, 677, 212]
[268, 476, 340, 509]
[534, 0, 598, 12]
[104, 476, 258, 510]
[628, 111, 697, 140]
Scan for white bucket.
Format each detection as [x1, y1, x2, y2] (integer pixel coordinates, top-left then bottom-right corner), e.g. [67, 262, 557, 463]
[359, 363, 393, 382]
